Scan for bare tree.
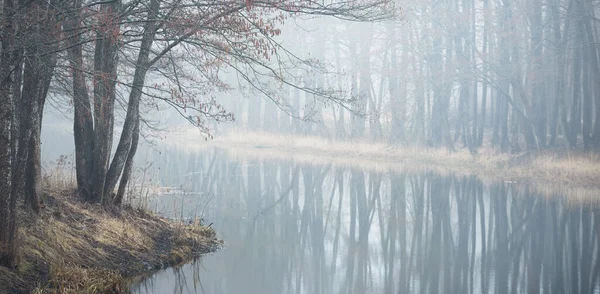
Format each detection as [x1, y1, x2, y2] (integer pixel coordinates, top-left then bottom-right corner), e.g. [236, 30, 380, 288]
[62, 0, 394, 205]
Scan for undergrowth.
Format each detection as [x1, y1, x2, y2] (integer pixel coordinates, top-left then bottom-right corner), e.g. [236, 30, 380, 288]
[0, 174, 220, 293]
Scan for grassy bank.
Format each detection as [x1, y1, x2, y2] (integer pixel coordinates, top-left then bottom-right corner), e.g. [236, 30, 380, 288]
[0, 186, 221, 293]
[201, 131, 600, 190]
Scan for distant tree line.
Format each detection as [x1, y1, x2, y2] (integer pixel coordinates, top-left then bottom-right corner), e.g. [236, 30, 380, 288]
[242, 0, 600, 154]
[0, 0, 393, 267]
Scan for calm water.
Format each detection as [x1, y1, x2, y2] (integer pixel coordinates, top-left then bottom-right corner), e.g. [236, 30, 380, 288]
[132, 148, 600, 294]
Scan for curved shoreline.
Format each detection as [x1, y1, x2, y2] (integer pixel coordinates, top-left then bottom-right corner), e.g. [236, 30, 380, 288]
[0, 189, 221, 293]
[191, 131, 600, 198]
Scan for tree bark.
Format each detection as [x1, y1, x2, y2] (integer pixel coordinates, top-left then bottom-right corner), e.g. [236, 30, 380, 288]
[21, 5, 59, 212]
[430, 32, 454, 150]
[582, 2, 600, 148]
[470, 0, 477, 148]
[90, 1, 121, 205]
[582, 34, 592, 150]
[567, 44, 582, 148]
[388, 22, 403, 143]
[349, 24, 364, 138]
[21, 53, 55, 212]
[332, 32, 346, 139]
[0, 0, 17, 266]
[104, 0, 159, 198]
[66, 0, 95, 201]
[530, 0, 546, 147]
[549, 0, 563, 146]
[114, 119, 140, 205]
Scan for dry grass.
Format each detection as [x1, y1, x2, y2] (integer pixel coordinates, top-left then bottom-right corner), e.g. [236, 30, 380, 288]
[0, 185, 221, 293]
[196, 131, 600, 197]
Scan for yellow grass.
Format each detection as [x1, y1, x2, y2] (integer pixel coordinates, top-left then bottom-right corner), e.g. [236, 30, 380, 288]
[179, 130, 600, 200]
[0, 186, 220, 293]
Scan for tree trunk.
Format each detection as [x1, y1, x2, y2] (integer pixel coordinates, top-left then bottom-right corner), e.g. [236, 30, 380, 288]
[349, 24, 364, 138]
[530, 0, 546, 147]
[567, 45, 582, 148]
[310, 25, 326, 136]
[582, 2, 600, 148]
[469, 0, 477, 150]
[582, 32, 592, 150]
[91, 1, 121, 205]
[388, 22, 403, 143]
[0, 0, 17, 266]
[500, 95, 510, 151]
[104, 0, 159, 199]
[332, 32, 345, 139]
[66, 0, 95, 201]
[550, 0, 570, 146]
[498, 0, 512, 152]
[292, 84, 300, 133]
[114, 119, 140, 205]
[22, 5, 59, 212]
[22, 54, 56, 212]
[429, 32, 452, 148]
[10, 58, 22, 176]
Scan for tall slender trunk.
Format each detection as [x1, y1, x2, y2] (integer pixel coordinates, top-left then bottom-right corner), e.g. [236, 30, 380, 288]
[10, 59, 22, 175]
[279, 87, 291, 133]
[105, 0, 159, 198]
[429, 17, 452, 148]
[114, 119, 139, 205]
[388, 22, 403, 143]
[549, 0, 563, 146]
[582, 2, 600, 148]
[310, 24, 326, 136]
[332, 32, 345, 139]
[1, 0, 60, 265]
[22, 1, 59, 211]
[292, 83, 300, 133]
[582, 26, 592, 150]
[530, 0, 545, 147]
[500, 94, 510, 151]
[470, 0, 478, 149]
[567, 39, 582, 147]
[90, 1, 121, 205]
[66, 0, 95, 200]
[22, 50, 57, 212]
[0, 0, 19, 267]
[350, 23, 367, 138]
[415, 53, 425, 142]
[498, 0, 512, 151]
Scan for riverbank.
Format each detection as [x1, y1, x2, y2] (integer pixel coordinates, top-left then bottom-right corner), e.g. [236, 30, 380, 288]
[0, 186, 221, 293]
[198, 131, 600, 191]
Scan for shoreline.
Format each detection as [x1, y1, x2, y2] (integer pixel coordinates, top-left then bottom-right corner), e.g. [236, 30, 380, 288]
[195, 131, 600, 192]
[0, 187, 221, 293]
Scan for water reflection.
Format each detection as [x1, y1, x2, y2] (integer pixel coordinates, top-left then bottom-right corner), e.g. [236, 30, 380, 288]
[133, 149, 600, 294]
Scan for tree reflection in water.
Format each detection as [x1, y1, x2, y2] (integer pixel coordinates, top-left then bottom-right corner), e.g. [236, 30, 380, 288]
[133, 149, 600, 294]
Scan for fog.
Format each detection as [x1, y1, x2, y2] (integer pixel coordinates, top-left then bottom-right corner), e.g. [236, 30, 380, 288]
[132, 149, 600, 294]
[2, 0, 599, 291]
[40, 0, 600, 163]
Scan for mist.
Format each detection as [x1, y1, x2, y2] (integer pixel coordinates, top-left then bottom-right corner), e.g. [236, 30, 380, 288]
[2, 0, 600, 292]
[42, 0, 600, 158]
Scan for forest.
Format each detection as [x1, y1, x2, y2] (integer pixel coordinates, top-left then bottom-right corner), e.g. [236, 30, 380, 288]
[2, 0, 600, 291]
[0, 0, 390, 270]
[222, 0, 600, 154]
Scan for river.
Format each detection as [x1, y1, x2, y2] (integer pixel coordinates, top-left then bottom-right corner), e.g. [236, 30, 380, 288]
[131, 147, 600, 294]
